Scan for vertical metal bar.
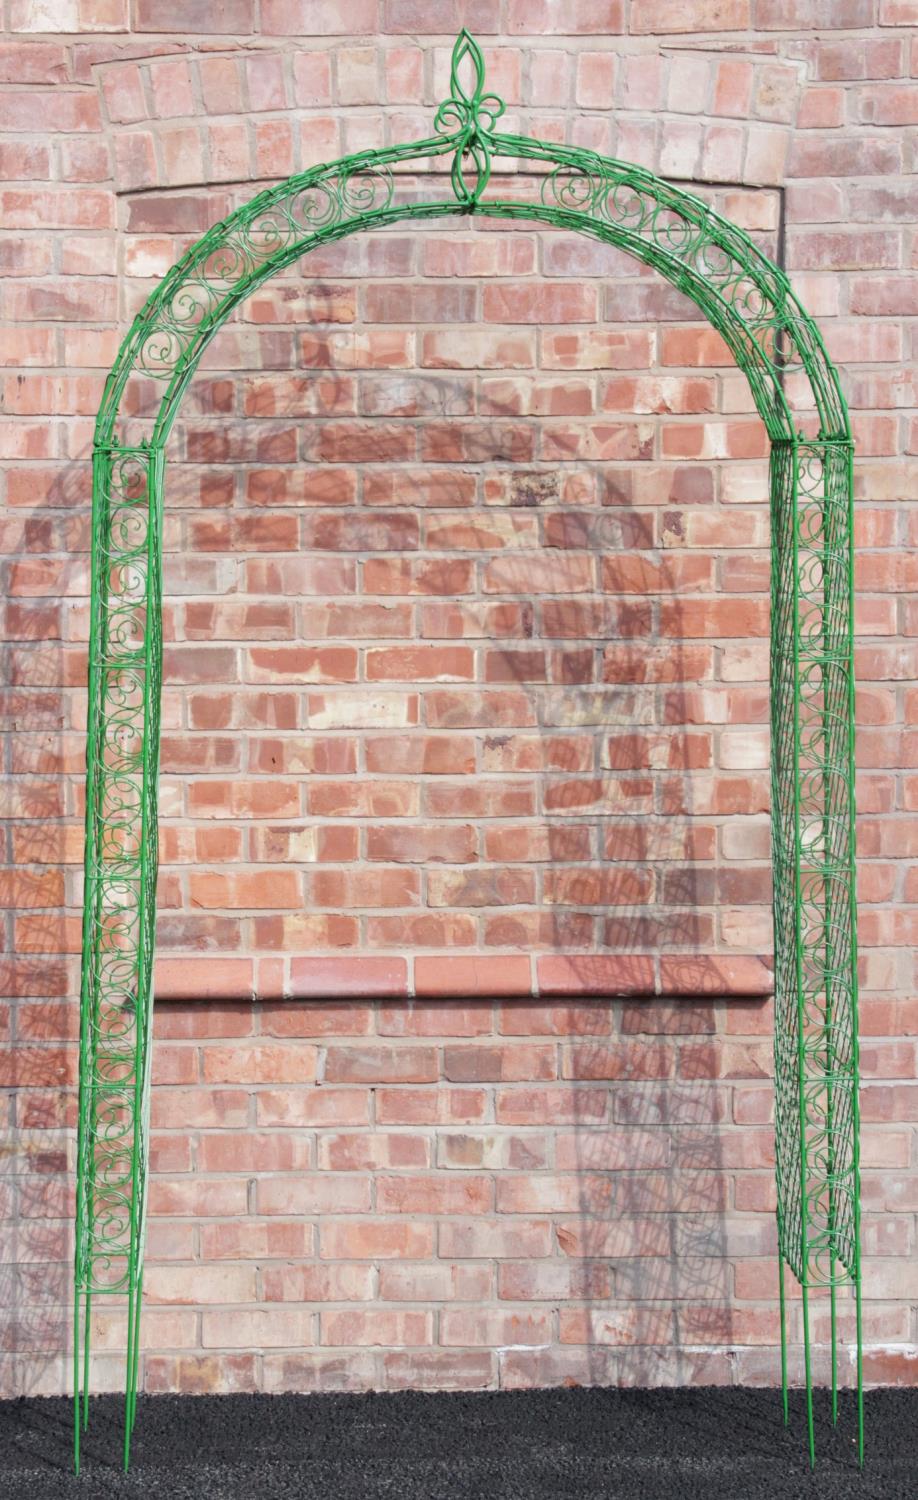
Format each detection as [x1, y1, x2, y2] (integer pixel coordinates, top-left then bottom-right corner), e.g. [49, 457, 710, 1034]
[127, 1266, 146, 1436]
[790, 437, 816, 1468]
[72, 1292, 81, 1473]
[822, 446, 839, 1430]
[769, 440, 794, 1440]
[845, 439, 864, 1466]
[123, 1281, 137, 1470]
[778, 1252, 789, 1425]
[800, 1283, 815, 1468]
[74, 446, 114, 1469]
[122, 446, 162, 1470]
[830, 1280, 838, 1425]
[856, 1278, 864, 1466]
[82, 1290, 92, 1429]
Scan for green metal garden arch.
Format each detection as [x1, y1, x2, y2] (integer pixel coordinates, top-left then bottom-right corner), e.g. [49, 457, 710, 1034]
[74, 31, 861, 1473]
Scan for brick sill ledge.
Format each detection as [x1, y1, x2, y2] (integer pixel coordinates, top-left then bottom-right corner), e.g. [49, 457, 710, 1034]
[154, 954, 774, 1003]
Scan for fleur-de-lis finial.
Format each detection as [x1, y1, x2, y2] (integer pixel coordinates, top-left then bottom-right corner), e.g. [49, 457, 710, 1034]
[434, 30, 505, 208]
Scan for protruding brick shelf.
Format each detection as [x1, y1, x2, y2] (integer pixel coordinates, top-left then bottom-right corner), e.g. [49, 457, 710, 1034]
[153, 952, 774, 1001]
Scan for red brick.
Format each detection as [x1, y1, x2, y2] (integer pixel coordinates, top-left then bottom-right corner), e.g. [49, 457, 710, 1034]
[287, 958, 409, 998]
[188, 871, 301, 910]
[309, 868, 420, 908]
[365, 645, 474, 682]
[319, 1221, 435, 1260]
[135, 0, 255, 31]
[201, 1044, 317, 1084]
[427, 867, 537, 907]
[659, 955, 773, 995]
[366, 824, 476, 864]
[256, 1089, 369, 1127]
[317, 1131, 430, 1171]
[197, 1132, 313, 1173]
[538, 955, 656, 996]
[385, 1350, 493, 1389]
[0, 870, 63, 908]
[263, 1264, 374, 1302]
[0, 1046, 72, 1088]
[483, 284, 598, 324]
[154, 959, 253, 1001]
[0, 91, 100, 132]
[376, 1087, 488, 1125]
[324, 1046, 438, 1085]
[321, 1308, 433, 1346]
[383, 1, 500, 32]
[414, 957, 531, 998]
[376, 1174, 493, 1215]
[256, 1175, 371, 1216]
[559, 1305, 676, 1346]
[442, 1044, 555, 1084]
[145, 1355, 258, 1395]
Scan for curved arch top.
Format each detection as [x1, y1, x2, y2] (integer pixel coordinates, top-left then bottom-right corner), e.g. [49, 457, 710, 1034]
[76, 31, 861, 1474]
[97, 31, 848, 453]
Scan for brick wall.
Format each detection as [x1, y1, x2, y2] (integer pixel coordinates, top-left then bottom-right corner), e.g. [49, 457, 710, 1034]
[2, 2, 917, 1398]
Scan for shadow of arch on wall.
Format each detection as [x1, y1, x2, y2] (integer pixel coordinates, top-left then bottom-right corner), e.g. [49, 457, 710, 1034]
[75, 30, 861, 1475]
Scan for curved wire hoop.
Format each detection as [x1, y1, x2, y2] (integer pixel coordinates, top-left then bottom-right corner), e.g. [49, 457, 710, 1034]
[76, 30, 861, 1474]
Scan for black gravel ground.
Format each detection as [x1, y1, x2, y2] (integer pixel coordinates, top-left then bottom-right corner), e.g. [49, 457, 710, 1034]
[0, 1387, 914, 1500]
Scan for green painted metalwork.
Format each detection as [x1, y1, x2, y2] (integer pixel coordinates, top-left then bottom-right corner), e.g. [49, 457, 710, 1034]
[75, 31, 861, 1474]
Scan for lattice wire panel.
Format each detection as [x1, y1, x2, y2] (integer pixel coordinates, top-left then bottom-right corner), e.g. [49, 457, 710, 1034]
[770, 439, 804, 1282]
[771, 439, 857, 1295]
[74, 449, 161, 1465]
[796, 440, 859, 1290]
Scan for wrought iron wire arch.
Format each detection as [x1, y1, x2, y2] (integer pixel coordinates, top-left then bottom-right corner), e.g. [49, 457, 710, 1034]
[76, 30, 861, 1474]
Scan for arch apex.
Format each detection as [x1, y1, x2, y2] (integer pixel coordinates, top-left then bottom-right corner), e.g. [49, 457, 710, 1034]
[434, 29, 505, 207]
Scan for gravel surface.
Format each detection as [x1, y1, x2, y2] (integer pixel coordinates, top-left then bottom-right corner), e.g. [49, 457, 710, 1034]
[1, 1386, 913, 1499]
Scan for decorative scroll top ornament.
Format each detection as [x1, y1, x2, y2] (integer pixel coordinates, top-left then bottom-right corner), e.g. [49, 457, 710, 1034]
[434, 30, 505, 207]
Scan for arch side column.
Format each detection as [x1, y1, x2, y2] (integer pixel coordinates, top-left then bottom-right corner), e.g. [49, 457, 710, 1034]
[74, 444, 163, 1472]
[770, 435, 861, 1466]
